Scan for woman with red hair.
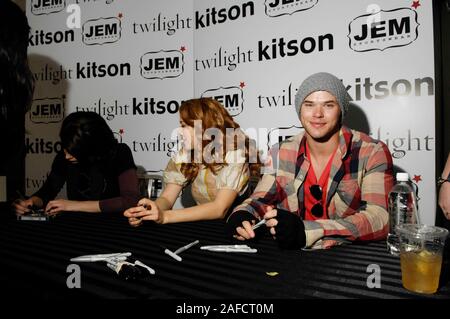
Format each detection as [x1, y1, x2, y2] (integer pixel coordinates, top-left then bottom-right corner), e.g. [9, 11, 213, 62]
[124, 98, 261, 226]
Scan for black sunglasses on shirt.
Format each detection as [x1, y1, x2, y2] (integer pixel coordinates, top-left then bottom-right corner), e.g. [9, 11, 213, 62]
[309, 184, 324, 218]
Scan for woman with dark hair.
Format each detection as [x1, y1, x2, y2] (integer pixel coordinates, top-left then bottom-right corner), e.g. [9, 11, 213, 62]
[124, 98, 261, 226]
[0, 0, 34, 206]
[13, 112, 140, 215]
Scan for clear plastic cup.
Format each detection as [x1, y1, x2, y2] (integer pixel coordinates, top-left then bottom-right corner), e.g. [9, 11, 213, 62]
[396, 224, 448, 294]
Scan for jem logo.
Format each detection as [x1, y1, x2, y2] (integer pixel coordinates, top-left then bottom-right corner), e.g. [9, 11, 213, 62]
[31, 0, 65, 16]
[30, 97, 65, 124]
[140, 50, 184, 80]
[201, 86, 244, 117]
[264, 0, 318, 18]
[267, 125, 303, 149]
[82, 17, 121, 45]
[348, 8, 419, 52]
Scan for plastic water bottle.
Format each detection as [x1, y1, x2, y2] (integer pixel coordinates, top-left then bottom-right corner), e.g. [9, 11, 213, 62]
[387, 172, 420, 256]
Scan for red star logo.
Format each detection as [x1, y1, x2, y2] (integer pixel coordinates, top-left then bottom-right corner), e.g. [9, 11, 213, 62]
[180, 46, 186, 52]
[119, 129, 124, 135]
[239, 82, 245, 88]
[118, 13, 123, 19]
[411, 1, 420, 9]
[412, 175, 422, 183]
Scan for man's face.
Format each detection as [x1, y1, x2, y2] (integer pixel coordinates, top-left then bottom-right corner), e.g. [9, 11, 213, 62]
[299, 90, 341, 142]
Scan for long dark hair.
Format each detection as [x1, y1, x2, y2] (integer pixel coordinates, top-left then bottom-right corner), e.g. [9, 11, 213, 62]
[60, 112, 118, 165]
[0, 0, 34, 119]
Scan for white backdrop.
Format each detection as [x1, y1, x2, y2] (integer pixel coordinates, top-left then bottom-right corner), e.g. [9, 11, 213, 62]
[25, 0, 436, 225]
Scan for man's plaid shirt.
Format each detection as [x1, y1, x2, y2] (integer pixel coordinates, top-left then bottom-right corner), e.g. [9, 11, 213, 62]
[230, 126, 394, 249]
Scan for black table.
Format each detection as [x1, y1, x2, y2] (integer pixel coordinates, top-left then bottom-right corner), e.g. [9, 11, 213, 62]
[1, 212, 449, 300]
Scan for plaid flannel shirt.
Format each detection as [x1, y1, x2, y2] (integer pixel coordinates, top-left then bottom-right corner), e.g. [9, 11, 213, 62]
[230, 126, 394, 249]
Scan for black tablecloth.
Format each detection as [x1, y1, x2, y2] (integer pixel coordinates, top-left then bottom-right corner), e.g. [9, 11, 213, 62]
[1, 212, 449, 299]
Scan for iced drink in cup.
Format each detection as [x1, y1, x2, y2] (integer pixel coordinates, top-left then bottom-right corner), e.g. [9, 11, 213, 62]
[396, 224, 448, 294]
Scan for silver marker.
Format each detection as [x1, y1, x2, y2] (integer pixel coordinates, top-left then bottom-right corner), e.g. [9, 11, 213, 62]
[174, 240, 199, 255]
[252, 218, 267, 230]
[201, 245, 250, 250]
[70, 252, 131, 262]
[200, 245, 257, 253]
[135, 260, 156, 275]
[164, 248, 182, 262]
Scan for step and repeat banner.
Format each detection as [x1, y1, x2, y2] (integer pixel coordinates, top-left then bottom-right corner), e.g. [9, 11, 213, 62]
[26, 0, 436, 224]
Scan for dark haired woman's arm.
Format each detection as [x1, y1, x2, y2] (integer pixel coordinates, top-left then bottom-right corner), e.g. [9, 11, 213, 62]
[45, 168, 139, 214]
[99, 168, 140, 213]
[45, 199, 100, 215]
[32, 153, 67, 206]
[439, 153, 450, 220]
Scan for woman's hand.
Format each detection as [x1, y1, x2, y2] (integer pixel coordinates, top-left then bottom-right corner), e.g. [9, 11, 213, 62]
[12, 196, 43, 215]
[12, 198, 34, 215]
[45, 199, 78, 216]
[123, 198, 165, 227]
[439, 182, 450, 220]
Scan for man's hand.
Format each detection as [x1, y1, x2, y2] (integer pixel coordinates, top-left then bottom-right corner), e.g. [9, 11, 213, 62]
[228, 207, 275, 241]
[266, 208, 306, 249]
[234, 219, 257, 240]
[227, 210, 257, 240]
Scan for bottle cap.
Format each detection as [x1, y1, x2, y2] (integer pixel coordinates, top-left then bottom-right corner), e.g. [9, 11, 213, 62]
[396, 172, 409, 182]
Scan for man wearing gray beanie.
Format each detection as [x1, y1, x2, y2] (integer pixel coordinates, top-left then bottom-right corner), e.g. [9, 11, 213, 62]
[294, 72, 351, 123]
[227, 72, 394, 250]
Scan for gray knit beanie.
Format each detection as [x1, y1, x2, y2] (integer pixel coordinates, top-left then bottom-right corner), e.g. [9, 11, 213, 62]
[294, 72, 351, 123]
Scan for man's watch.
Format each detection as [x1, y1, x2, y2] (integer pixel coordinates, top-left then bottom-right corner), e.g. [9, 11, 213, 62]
[438, 173, 450, 187]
